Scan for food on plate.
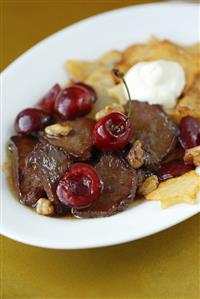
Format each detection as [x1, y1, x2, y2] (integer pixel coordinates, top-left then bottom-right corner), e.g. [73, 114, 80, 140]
[156, 160, 193, 182]
[184, 146, 200, 166]
[170, 74, 200, 122]
[37, 84, 62, 113]
[8, 37, 200, 218]
[44, 123, 73, 137]
[65, 50, 122, 80]
[15, 108, 52, 134]
[126, 140, 144, 169]
[146, 171, 200, 208]
[40, 118, 95, 160]
[116, 38, 199, 92]
[120, 60, 186, 109]
[127, 100, 179, 169]
[56, 163, 102, 209]
[138, 175, 159, 196]
[36, 198, 54, 216]
[178, 116, 200, 150]
[95, 103, 125, 121]
[72, 154, 137, 218]
[93, 111, 132, 152]
[54, 85, 94, 120]
[9, 135, 42, 205]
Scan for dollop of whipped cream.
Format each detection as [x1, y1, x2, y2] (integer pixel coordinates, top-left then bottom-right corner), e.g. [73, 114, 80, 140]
[124, 60, 186, 109]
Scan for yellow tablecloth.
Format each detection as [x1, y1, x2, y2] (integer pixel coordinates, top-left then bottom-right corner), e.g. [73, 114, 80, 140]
[1, 1, 200, 298]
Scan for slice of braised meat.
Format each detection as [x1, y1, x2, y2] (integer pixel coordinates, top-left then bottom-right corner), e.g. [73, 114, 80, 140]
[161, 145, 184, 164]
[8, 136, 45, 206]
[40, 118, 95, 161]
[128, 101, 179, 169]
[73, 154, 137, 218]
[27, 142, 74, 215]
[136, 168, 146, 188]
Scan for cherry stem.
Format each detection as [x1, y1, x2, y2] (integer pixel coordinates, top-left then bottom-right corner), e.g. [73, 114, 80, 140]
[113, 69, 132, 119]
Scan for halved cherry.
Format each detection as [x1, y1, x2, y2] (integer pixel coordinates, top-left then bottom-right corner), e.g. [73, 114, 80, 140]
[156, 160, 193, 182]
[56, 163, 102, 209]
[37, 84, 61, 113]
[179, 116, 200, 150]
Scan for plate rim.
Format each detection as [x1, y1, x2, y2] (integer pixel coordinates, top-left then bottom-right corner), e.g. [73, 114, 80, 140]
[2, 210, 199, 250]
[1, 1, 198, 75]
[1, 1, 199, 249]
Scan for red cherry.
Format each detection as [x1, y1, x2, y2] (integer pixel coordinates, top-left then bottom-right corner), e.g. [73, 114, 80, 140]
[56, 163, 102, 209]
[37, 84, 61, 113]
[15, 108, 52, 134]
[198, 133, 200, 145]
[55, 86, 93, 120]
[93, 112, 132, 152]
[75, 82, 97, 103]
[179, 116, 200, 150]
[156, 160, 193, 182]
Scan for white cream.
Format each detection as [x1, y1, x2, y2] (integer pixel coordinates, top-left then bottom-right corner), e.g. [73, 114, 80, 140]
[124, 60, 186, 109]
[195, 166, 200, 176]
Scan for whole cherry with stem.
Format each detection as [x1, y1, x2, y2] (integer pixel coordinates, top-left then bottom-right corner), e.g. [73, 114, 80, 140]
[92, 69, 133, 152]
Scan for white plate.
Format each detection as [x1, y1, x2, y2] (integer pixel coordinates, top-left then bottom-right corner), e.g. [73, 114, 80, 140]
[1, 2, 200, 249]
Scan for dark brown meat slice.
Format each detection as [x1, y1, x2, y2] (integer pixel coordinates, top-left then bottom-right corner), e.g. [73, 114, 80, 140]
[20, 167, 46, 206]
[40, 118, 95, 161]
[128, 101, 179, 169]
[136, 169, 146, 188]
[73, 154, 137, 218]
[8, 136, 44, 206]
[27, 142, 74, 215]
[161, 145, 184, 164]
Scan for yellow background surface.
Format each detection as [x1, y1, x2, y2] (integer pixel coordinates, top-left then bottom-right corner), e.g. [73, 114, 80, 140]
[1, 1, 200, 298]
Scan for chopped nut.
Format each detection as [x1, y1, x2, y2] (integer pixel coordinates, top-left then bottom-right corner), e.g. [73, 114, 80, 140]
[45, 124, 72, 137]
[95, 103, 125, 121]
[36, 198, 54, 216]
[184, 146, 200, 166]
[138, 175, 159, 196]
[126, 140, 144, 169]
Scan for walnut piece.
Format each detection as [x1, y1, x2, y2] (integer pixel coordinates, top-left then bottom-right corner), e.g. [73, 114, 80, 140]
[95, 103, 125, 121]
[36, 198, 54, 216]
[126, 140, 144, 169]
[45, 124, 72, 137]
[138, 175, 159, 196]
[184, 146, 200, 166]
